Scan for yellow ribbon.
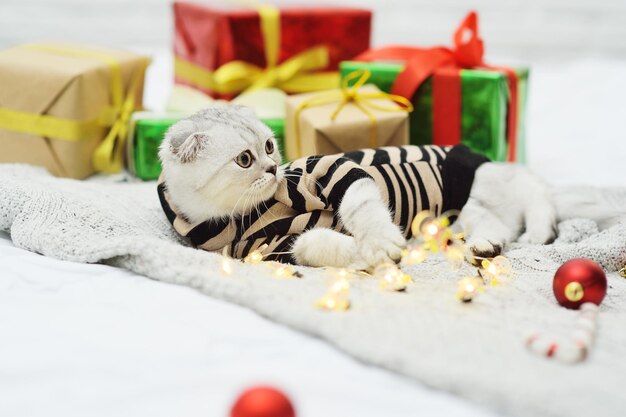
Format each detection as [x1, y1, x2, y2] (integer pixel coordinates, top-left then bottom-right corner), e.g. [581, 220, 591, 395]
[0, 44, 147, 174]
[292, 69, 414, 158]
[174, 2, 339, 95]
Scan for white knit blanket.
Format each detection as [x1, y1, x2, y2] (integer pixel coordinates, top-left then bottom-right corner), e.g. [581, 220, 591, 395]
[2, 164, 626, 417]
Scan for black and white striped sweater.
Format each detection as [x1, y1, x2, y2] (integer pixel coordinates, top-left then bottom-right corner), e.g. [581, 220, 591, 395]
[158, 144, 488, 263]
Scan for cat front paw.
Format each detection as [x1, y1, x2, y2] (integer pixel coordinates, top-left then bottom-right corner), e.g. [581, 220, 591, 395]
[466, 238, 503, 265]
[517, 224, 557, 245]
[353, 227, 405, 270]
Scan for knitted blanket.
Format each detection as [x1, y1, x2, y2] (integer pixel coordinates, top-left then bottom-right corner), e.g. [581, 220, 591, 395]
[1, 164, 625, 417]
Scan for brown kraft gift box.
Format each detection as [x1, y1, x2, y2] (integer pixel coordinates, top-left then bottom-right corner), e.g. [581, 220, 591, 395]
[285, 85, 410, 160]
[0, 44, 149, 179]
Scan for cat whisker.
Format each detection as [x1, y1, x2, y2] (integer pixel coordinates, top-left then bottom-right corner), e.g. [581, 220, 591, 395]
[282, 172, 325, 194]
[228, 188, 250, 224]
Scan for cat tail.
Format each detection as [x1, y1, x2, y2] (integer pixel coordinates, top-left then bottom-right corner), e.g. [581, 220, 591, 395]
[551, 186, 626, 230]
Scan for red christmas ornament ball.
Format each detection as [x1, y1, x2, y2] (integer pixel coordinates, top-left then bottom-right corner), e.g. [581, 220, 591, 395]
[553, 258, 607, 309]
[230, 386, 295, 417]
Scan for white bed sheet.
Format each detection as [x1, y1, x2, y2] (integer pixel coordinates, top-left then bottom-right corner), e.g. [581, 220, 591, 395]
[0, 232, 494, 417]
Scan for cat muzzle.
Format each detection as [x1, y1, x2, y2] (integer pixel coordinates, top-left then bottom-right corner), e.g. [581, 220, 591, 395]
[266, 165, 277, 176]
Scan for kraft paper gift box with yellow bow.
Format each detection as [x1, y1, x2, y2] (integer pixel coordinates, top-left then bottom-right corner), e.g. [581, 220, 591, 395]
[173, 1, 371, 99]
[0, 44, 149, 179]
[284, 71, 413, 160]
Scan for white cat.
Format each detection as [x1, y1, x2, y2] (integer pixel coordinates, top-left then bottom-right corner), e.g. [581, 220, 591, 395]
[157, 106, 612, 269]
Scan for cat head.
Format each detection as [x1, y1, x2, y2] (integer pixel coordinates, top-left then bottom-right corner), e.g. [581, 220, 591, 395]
[159, 105, 282, 223]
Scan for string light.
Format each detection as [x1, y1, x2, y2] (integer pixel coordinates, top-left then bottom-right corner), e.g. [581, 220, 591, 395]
[401, 245, 427, 265]
[444, 240, 465, 271]
[374, 263, 413, 291]
[264, 261, 302, 279]
[457, 276, 484, 302]
[244, 250, 264, 264]
[221, 258, 234, 276]
[315, 275, 351, 311]
[481, 255, 513, 284]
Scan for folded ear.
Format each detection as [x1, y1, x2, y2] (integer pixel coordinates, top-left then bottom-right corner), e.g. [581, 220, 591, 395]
[173, 133, 209, 163]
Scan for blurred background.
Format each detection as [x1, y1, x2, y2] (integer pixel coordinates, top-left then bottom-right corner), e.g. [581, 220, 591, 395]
[1, 0, 625, 185]
[3, 0, 626, 59]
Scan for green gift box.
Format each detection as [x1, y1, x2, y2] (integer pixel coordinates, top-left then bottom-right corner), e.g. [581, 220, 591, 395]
[126, 112, 285, 180]
[339, 61, 529, 162]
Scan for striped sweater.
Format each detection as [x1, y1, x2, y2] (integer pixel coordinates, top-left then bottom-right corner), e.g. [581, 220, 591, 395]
[158, 144, 488, 263]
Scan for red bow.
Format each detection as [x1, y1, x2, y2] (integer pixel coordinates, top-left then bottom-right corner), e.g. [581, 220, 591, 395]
[353, 12, 519, 161]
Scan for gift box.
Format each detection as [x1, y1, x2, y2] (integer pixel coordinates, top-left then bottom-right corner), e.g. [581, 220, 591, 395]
[0, 44, 149, 179]
[284, 72, 412, 160]
[343, 12, 528, 162]
[127, 112, 286, 181]
[340, 61, 529, 162]
[173, 1, 371, 98]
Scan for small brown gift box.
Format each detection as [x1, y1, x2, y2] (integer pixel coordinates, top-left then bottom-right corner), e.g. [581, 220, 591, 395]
[285, 84, 410, 160]
[0, 44, 149, 179]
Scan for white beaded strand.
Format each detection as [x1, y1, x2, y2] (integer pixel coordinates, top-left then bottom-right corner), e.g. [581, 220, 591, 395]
[525, 302, 599, 364]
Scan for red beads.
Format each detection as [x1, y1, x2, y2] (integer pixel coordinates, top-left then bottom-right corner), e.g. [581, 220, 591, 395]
[553, 259, 607, 309]
[231, 386, 296, 417]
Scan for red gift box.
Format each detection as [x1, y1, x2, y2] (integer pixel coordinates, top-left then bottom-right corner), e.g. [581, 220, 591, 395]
[173, 1, 371, 98]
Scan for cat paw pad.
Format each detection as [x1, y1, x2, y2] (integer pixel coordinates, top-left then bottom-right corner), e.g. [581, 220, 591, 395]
[466, 238, 503, 265]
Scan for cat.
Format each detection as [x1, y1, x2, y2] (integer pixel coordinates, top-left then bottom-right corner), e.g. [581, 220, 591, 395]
[157, 106, 613, 270]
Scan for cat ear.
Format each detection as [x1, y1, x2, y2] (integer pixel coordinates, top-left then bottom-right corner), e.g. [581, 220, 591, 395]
[173, 133, 208, 164]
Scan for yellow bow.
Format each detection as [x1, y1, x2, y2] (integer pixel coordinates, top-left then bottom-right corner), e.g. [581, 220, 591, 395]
[0, 44, 148, 174]
[174, 2, 339, 95]
[292, 69, 414, 157]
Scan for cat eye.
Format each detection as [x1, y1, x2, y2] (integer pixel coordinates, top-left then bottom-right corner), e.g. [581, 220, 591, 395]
[235, 150, 254, 168]
[265, 139, 274, 154]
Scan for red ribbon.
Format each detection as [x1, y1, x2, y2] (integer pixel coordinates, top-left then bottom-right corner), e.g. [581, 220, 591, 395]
[353, 12, 518, 161]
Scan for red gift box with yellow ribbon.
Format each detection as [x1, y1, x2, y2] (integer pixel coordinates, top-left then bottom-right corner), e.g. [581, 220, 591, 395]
[173, 1, 371, 99]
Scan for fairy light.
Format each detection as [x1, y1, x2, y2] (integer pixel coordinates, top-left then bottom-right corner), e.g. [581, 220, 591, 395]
[425, 222, 440, 237]
[337, 268, 349, 279]
[401, 245, 427, 265]
[221, 258, 234, 275]
[263, 261, 301, 279]
[444, 242, 465, 271]
[457, 276, 484, 302]
[315, 276, 351, 311]
[374, 263, 413, 291]
[481, 255, 513, 284]
[244, 250, 264, 264]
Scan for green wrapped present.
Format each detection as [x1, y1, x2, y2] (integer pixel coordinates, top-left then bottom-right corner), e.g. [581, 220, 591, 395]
[341, 12, 530, 162]
[340, 61, 528, 162]
[126, 112, 286, 181]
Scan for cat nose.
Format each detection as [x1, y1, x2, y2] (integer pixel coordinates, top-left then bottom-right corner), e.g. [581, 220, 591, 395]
[266, 165, 277, 175]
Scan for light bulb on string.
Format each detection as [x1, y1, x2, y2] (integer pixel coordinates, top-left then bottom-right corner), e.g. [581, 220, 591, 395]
[374, 262, 413, 291]
[401, 244, 427, 265]
[315, 270, 351, 311]
[481, 255, 513, 284]
[457, 276, 485, 302]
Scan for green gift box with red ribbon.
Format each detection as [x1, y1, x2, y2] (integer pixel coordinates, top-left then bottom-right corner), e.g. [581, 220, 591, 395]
[340, 12, 528, 162]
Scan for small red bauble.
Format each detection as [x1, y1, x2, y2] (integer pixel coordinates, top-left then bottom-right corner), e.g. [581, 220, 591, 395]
[230, 386, 296, 417]
[553, 258, 607, 309]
